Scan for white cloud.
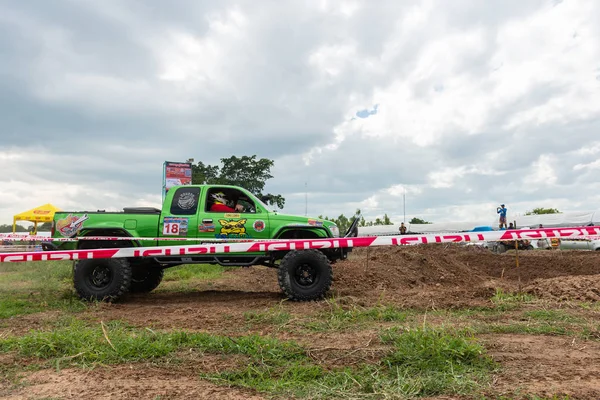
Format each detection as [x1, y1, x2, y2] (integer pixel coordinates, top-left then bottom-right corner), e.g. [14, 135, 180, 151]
[574, 142, 600, 155]
[574, 159, 600, 171]
[522, 154, 558, 189]
[2, 0, 600, 228]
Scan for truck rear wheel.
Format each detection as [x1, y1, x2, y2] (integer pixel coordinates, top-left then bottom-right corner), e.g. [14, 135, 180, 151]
[73, 259, 132, 302]
[130, 262, 164, 293]
[277, 250, 332, 301]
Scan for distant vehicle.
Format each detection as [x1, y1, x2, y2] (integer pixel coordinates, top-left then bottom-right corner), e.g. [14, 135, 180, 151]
[537, 237, 600, 251]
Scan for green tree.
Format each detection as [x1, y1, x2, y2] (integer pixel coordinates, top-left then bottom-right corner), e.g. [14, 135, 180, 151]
[409, 217, 432, 224]
[320, 210, 391, 231]
[355, 209, 367, 227]
[38, 222, 53, 231]
[383, 213, 392, 225]
[0, 224, 28, 233]
[191, 155, 285, 209]
[525, 207, 560, 215]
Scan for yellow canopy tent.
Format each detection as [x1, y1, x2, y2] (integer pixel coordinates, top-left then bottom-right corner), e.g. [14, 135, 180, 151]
[13, 203, 62, 233]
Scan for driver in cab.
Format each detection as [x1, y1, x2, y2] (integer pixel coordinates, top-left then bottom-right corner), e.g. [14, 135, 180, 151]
[210, 192, 244, 213]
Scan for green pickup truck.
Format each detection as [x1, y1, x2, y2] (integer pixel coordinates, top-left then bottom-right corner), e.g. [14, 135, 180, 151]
[48, 184, 358, 302]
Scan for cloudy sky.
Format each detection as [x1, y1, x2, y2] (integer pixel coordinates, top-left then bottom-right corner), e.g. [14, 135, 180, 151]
[2, 0, 600, 228]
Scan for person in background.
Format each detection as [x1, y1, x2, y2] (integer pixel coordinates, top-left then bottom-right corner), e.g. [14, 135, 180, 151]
[399, 222, 407, 235]
[497, 204, 508, 229]
[539, 224, 544, 229]
[508, 222, 515, 230]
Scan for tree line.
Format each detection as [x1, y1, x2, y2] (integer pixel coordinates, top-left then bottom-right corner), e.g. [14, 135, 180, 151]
[0, 222, 52, 233]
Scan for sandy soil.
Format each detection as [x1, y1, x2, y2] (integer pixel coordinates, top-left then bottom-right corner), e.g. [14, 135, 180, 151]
[2, 244, 600, 399]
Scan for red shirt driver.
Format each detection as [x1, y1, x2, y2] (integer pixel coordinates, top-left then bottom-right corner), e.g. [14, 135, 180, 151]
[211, 202, 235, 212]
[210, 192, 242, 213]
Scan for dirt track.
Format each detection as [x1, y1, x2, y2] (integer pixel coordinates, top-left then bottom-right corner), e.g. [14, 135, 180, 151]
[2, 244, 600, 399]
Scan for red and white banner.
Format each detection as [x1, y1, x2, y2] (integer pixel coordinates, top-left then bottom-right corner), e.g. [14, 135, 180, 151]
[1, 226, 599, 263]
[2, 227, 600, 244]
[0, 233, 267, 243]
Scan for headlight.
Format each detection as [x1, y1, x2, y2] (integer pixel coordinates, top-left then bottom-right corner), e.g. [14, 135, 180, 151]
[330, 225, 339, 237]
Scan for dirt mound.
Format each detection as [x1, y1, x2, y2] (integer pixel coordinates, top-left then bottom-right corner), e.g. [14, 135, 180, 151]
[328, 245, 600, 305]
[526, 275, 600, 302]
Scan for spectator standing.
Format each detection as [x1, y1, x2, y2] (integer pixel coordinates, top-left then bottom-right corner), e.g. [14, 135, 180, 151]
[399, 222, 407, 235]
[497, 204, 508, 229]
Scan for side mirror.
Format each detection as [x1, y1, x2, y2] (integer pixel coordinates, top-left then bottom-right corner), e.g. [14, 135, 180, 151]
[344, 217, 360, 238]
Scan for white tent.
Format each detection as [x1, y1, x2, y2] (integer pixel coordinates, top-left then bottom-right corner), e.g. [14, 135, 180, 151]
[509, 210, 600, 228]
[356, 210, 600, 236]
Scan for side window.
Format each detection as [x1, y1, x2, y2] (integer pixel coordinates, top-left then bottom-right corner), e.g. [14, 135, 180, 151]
[237, 197, 256, 214]
[170, 187, 200, 215]
[205, 188, 257, 213]
[206, 188, 227, 212]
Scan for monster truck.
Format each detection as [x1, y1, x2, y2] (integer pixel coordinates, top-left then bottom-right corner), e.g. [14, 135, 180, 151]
[46, 185, 358, 302]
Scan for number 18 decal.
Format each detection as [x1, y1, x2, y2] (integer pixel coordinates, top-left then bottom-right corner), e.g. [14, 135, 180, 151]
[163, 223, 180, 235]
[163, 217, 189, 236]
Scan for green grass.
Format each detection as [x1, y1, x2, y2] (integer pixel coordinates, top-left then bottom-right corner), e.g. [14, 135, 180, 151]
[162, 264, 228, 282]
[213, 326, 495, 398]
[0, 260, 86, 318]
[0, 260, 72, 291]
[378, 326, 496, 396]
[490, 289, 537, 311]
[244, 307, 291, 327]
[0, 318, 305, 367]
[522, 309, 583, 323]
[0, 319, 495, 399]
[0, 261, 228, 318]
[300, 299, 410, 332]
[0, 296, 86, 319]
[491, 289, 536, 304]
[477, 323, 571, 337]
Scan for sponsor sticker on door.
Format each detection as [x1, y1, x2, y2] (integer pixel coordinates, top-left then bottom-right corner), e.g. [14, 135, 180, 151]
[253, 220, 265, 233]
[163, 217, 189, 236]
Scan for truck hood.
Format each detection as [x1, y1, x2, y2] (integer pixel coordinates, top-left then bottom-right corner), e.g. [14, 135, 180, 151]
[269, 212, 339, 235]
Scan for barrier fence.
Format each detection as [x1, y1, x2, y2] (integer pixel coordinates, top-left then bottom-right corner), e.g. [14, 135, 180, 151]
[1, 226, 599, 263]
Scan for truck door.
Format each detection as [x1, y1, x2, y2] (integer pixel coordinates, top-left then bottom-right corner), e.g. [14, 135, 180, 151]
[199, 187, 270, 241]
[159, 186, 201, 247]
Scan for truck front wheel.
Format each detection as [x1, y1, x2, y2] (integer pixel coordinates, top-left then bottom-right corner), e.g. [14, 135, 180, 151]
[73, 259, 132, 302]
[277, 250, 332, 301]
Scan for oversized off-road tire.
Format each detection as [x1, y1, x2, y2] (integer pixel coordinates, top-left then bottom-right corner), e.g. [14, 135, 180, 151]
[526, 244, 534, 251]
[277, 250, 332, 301]
[73, 259, 132, 302]
[495, 243, 507, 254]
[130, 262, 164, 293]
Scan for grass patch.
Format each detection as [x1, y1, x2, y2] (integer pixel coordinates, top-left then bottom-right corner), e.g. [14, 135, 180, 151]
[0, 261, 86, 318]
[522, 309, 583, 323]
[214, 326, 495, 398]
[0, 296, 85, 319]
[244, 308, 291, 327]
[162, 264, 227, 282]
[0, 320, 495, 398]
[300, 299, 410, 332]
[477, 323, 571, 337]
[490, 289, 536, 310]
[0, 318, 305, 368]
[0, 260, 72, 292]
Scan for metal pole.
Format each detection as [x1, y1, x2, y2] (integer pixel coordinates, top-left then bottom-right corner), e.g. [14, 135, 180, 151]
[305, 181, 308, 216]
[403, 187, 406, 223]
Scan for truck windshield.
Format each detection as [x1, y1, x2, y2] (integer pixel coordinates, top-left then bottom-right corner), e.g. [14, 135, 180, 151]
[253, 195, 272, 211]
